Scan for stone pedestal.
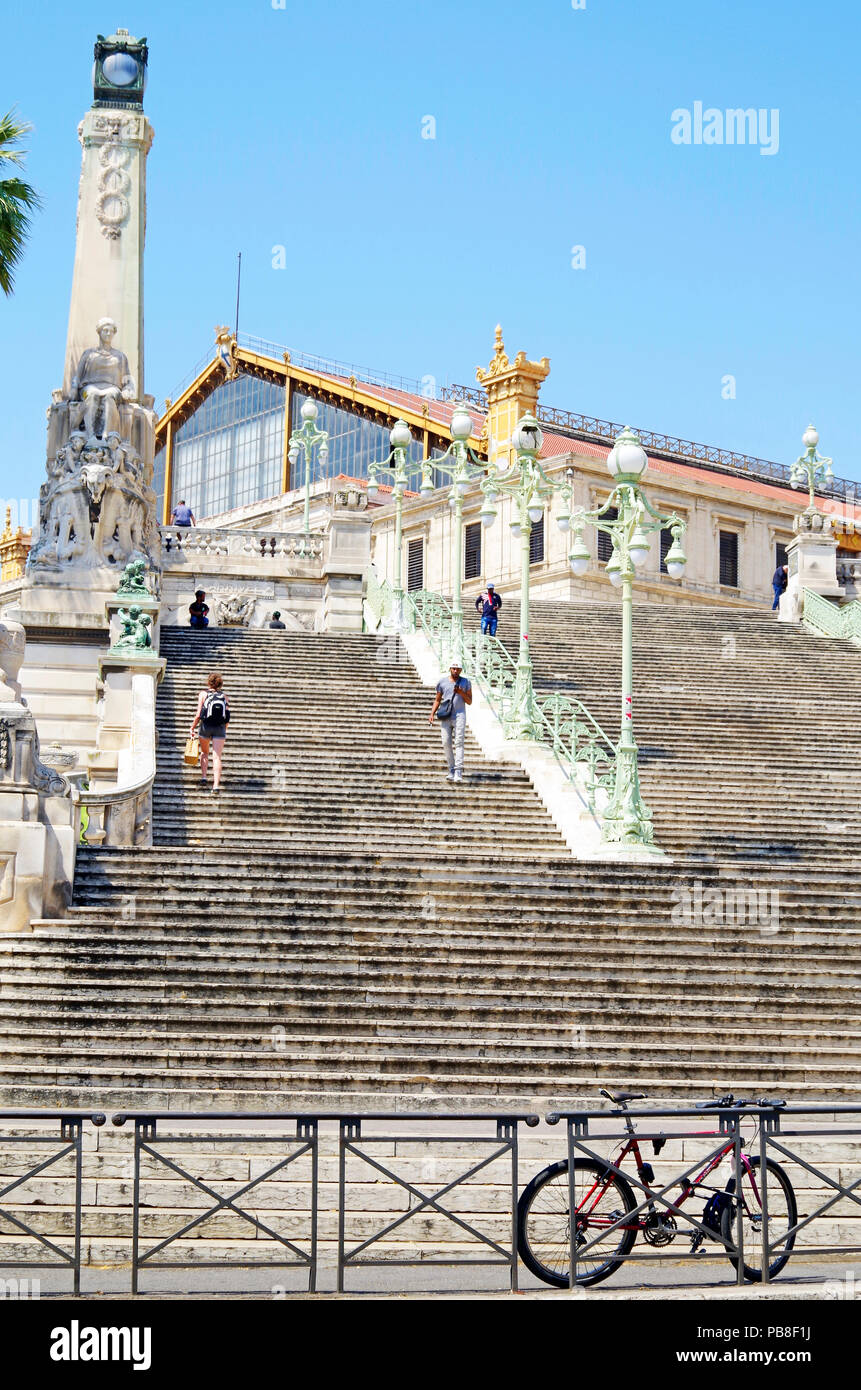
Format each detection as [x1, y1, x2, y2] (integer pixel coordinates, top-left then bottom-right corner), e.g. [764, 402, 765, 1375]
[323, 486, 373, 631]
[780, 511, 844, 622]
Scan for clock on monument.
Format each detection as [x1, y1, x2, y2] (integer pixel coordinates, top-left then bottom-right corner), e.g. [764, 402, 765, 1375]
[92, 29, 148, 109]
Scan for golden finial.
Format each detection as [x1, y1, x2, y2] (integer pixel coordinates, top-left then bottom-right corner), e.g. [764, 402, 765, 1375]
[476, 323, 510, 383]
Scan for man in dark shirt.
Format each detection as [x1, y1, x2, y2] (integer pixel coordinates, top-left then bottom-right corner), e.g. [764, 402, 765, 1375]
[475, 583, 503, 635]
[772, 564, 788, 611]
[189, 590, 209, 628]
[268, 611, 287, 630]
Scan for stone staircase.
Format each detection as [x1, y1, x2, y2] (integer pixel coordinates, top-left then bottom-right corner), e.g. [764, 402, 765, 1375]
[511, 600, 861, 864]
[1, 615, 860, 1109]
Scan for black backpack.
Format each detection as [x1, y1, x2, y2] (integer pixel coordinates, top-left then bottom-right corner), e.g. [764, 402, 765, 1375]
[202, 691, 228, 724]
[702, 1190, 734, 1234]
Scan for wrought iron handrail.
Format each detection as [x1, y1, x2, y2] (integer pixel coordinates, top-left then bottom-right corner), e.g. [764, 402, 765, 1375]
[373, 573, 616, 812]
[802, 587, 861, 645]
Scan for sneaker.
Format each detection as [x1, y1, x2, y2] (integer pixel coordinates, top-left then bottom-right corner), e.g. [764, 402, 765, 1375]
[453, 771, 463, 783]
[211, 786, 221, 797]
[447, 770, 456, 781]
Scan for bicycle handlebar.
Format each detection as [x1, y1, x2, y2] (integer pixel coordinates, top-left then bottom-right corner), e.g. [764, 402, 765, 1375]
[696, 1094, 786, 1111]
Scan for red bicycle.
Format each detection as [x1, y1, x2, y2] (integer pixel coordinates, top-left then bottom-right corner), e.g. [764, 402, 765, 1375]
[518, 1089, 797, 1287]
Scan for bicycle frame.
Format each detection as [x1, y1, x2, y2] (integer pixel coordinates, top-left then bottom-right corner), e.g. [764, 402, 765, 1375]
[576, 1128, 760, 1233]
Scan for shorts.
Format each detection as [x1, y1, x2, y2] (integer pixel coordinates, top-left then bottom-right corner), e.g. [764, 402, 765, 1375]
[199, 720, 227, 741]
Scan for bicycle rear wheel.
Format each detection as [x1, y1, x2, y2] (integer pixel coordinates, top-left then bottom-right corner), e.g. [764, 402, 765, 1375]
[518, 1158, 638, 1288]
[721, 1156, 797, 1282]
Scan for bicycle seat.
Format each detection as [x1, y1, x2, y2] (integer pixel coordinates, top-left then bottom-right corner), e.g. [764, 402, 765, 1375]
[600, 1088, 646, 1105]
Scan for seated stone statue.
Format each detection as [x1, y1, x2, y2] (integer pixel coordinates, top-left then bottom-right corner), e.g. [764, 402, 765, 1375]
[70, 316, 136, 443]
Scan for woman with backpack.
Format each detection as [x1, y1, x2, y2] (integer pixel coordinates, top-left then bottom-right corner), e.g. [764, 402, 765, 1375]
[190, 672, 230, 796]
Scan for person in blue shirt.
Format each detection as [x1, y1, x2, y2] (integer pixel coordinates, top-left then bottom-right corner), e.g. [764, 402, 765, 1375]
[171, 500, 196, 527]
[475, 583, 503, 635]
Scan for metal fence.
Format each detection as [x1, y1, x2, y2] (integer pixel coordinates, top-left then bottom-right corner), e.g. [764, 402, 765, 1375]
[0, 1109, 105, 1295]
[112, 1111, 320, 1295]
[336, 1112, 537, 1293]
[3, 1104, 861, 1294]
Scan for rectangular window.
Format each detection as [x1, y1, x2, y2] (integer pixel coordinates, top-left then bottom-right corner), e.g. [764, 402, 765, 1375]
[407, 538, 424, 591]
[464, 521, 482, 580]
[660, 527, 673, 573]
[775, 540, 789, 570]
[529, 514, 545, 565]
[597, 507, 618, 563]
[719, 530, 739, 588]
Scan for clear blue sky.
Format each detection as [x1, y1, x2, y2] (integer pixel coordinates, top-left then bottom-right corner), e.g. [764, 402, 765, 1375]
[2, 0, 859, 517]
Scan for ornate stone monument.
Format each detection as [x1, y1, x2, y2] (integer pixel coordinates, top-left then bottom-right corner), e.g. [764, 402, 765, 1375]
[19, 30, 159, 624]
[27, 315, 159, 573]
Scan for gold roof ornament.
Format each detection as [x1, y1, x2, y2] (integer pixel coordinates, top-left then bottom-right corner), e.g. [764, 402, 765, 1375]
[476, 323, 549, 387]
[475, 325, 550, 467]
[476, 324, 510, 381]
[214, 325, 238, 379]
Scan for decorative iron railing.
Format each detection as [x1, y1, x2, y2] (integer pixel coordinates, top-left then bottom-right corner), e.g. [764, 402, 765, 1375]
[440, 384, 861, 505]
[802, 587, 861, 645]
[366, 569, 614, 812]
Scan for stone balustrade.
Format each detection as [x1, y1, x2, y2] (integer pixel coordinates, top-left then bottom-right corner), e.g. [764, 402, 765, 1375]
[159, 525, 324, 563]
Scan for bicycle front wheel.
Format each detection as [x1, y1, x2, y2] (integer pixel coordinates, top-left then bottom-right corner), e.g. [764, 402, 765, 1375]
[721, 1156, 797, 1282]
[518, 1158, 638, 1288]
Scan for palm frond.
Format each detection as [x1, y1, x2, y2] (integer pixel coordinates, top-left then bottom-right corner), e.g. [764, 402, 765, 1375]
[0, 109, 34, 169]
[0, 111, 41, 295]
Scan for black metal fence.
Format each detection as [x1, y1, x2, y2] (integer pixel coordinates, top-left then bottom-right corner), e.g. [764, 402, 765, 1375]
[112, 1112, 320, 1295]
[336, 1112, 537, 1293]
[0, 1109, 105, 1295]
[3, 1104, 861, 1294]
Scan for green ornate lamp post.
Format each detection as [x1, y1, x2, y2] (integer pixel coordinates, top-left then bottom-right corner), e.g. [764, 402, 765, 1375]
[418, 402, 486, 657]
[789, 424, 833, 512]
[367, 419, 413, 628]
[288, 398, 330, 535]
[568, 427, 687, 856]
[478, 411, 574, 739]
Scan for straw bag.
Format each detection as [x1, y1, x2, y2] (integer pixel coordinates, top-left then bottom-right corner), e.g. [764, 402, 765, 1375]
[183, 736, 200, 766]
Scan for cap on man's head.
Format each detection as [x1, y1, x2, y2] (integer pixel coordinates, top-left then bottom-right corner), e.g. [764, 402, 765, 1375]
[487, 583, 495, 590]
